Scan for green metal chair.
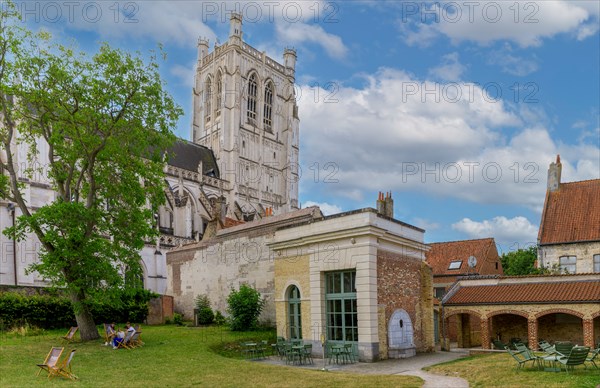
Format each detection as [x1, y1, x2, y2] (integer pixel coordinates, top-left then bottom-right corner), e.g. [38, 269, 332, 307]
[557, 346, 590, 373]
[584, 346, 599, 369]
[507, 343, 541, 370]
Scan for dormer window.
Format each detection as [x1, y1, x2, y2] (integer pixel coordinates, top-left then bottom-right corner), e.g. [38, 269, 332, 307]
[448, 260, 462, 270]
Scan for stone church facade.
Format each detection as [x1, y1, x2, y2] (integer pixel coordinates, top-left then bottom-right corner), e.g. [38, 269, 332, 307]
[192, 13, 300, 219]
[0, 13, 300, 294]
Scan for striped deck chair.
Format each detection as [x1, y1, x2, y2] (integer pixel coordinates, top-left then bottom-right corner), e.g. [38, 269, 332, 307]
[37, 347, 64, 377]
[117, 330, 134, 349]
[62, 327, 78, 343]
[49, 349, 78, 380]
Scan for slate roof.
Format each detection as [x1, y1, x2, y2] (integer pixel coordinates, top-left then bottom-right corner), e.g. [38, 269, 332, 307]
[444, 278, 600, 305]
[166, 139, 220, 177]
[538, 179, 600, 245]
[426, 238, 501, 276]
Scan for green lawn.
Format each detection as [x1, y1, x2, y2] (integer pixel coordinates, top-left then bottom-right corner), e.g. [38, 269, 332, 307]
[426, 353, 600, 388]
[0, 325, 422, 387]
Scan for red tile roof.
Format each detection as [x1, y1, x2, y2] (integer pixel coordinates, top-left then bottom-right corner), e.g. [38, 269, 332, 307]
[538, 179, 600, 245]
[223, 217, 245, 228]
[426, 238, 502, 276]
[444, 279, 600, 305]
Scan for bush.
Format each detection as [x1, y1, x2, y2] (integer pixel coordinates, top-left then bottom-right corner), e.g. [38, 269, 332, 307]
[173, 313, 184, 326]
[214, 311, 227, 326]
[197, 307, 214, 325]
[226, 284, 264, 331]
[0, 289, 155, 330]
[194, 294, 214, 325]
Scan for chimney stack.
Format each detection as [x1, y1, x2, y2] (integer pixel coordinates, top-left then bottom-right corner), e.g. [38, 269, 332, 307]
[384, 192, 394, 218]
[547, 154, 562, 192]
[376, 192, 385, 215]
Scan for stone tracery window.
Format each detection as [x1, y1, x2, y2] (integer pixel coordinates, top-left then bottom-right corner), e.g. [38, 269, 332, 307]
[247, 73, 257, 122]
[215, 71, 222, 116]
[263, 81, 273, 131]
[204, 76, 212, 123]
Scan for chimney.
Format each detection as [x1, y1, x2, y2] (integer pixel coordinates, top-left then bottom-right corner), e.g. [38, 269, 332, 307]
[547, 154, 562, 192]
[376, 192, 385, 215]
[384, 192, 394, 218]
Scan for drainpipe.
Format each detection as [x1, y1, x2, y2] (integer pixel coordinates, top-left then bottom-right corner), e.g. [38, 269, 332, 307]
[7, 203, 16, 286]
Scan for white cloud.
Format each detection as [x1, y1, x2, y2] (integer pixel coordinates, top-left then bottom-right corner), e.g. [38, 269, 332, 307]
[170, 63, 195, 86]
[400, 1, 596, 47]
[487, 44, 539, 76]
[428, 52, 466, 81]
[302, 201, 342, 216]
[298, 68, 600, 211]
[275, 21, 348, 59]
[452, 216, 539, 248]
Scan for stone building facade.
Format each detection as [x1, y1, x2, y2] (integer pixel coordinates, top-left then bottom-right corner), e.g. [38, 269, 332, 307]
[166, 194, 435, 361]
[192, 13, 300, 219]
[1, 14, 300, 294]
[537, 155, 600, 273]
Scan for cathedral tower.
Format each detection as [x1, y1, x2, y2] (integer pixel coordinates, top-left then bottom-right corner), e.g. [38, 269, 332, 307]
[191, 13, 300, 219]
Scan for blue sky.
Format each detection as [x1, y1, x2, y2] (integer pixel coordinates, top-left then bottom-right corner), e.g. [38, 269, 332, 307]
[17, 1, 600, 253]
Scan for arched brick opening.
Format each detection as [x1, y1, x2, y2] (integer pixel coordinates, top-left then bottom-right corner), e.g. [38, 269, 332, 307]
[536, 309, 584, 345]
[444, 309, 482, 349]
[488, 312, 529, 347]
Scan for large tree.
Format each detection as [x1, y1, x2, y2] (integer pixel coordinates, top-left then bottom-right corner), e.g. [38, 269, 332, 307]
[0, 4, 182, 340]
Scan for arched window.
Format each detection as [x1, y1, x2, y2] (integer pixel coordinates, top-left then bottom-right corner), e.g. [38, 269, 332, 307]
[204, 76, 212, 123]
[247, 73, 258, 121]
[215, 71, 222, 116]
[263, 81, 273, 131]
[288, 285, 302, 340]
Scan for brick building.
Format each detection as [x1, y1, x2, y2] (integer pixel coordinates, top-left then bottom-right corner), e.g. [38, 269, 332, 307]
[441, 274, 600, 349]
[426, 238, 503, 345]
[166, 193, 435, 361]
[538, 155, 600, 273]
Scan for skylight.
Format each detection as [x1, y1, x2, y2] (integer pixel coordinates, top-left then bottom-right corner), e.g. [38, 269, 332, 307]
[448, 260, 462, 270]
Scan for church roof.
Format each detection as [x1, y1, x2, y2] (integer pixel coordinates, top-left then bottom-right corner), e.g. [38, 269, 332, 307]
[538, 179, 600, 245]
[426, 238, 501, 276]
[166, 139, 220, 178]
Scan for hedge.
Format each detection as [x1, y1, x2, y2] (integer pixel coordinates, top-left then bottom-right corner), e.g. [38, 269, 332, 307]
[0, 289, 156, 330]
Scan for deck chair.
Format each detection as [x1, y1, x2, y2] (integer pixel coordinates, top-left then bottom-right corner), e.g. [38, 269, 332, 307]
[129, 332, 143, 348]
[554, 341, 574, 357]
[557, 346, 590, 373]
[49, 349, 78, 380]
[507, 344, 540, 370]
[493, 339, 509, 350]
[62, 327, 78, 343]
[538, 340, 556, 355]
[116, 330, 134, 349]
[584, 346, 599, 369]
[104, 323, 116, 345]
[37, 347, 64, 377]
[133, 325, 144, 346]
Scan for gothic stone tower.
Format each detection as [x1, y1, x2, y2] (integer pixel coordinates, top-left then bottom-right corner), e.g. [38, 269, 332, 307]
[192, 13, 300, 219]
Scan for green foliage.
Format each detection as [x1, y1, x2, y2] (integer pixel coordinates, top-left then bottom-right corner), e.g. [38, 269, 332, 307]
[198, 307, 215, 325]
[0, 291, 155, 330]
[500, 246, 539, 275]
[0, 0, 182, 339]
[227, 284, 264, 331]
[195, 294, 214, 325]
[172, 313, 183, 326]
[214, 311, 227, 326]
[195, 294, 211, 310]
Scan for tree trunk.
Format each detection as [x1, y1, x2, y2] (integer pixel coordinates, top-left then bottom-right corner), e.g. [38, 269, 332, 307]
[69, 290, 100, 341]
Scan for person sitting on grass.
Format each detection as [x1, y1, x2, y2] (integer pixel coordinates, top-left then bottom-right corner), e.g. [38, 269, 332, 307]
[105, 323, 116, 346]
[113, 328, 125, 349]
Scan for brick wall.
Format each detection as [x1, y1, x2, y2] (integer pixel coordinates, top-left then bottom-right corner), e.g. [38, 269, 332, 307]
[376, 250, 434, 353]
[539, 241, 600, 273]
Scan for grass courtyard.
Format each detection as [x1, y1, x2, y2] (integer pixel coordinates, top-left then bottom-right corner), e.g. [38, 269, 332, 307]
[0, 325, 598, 387]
